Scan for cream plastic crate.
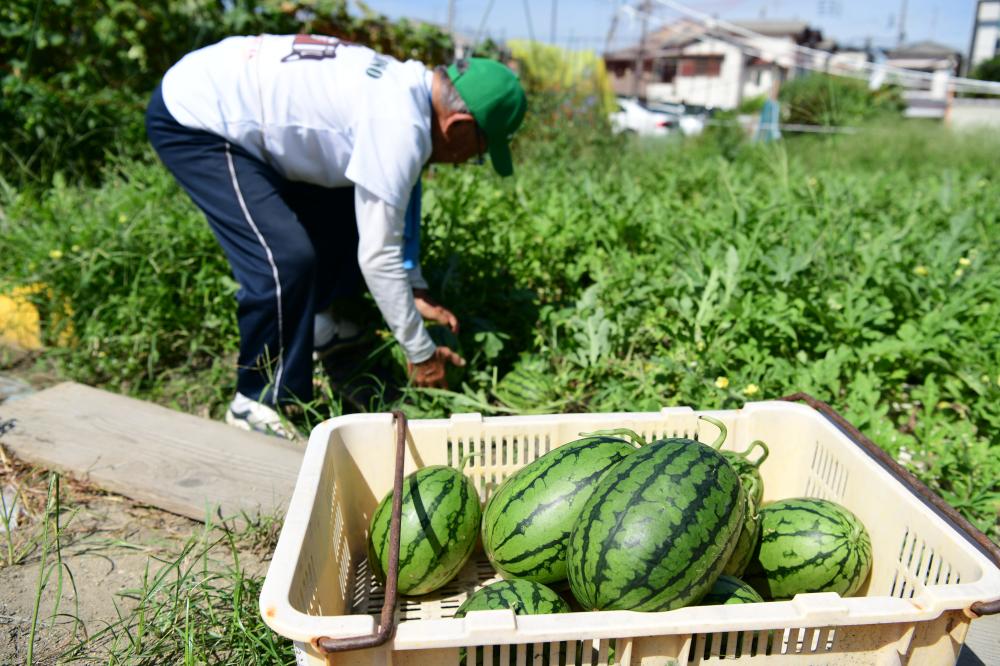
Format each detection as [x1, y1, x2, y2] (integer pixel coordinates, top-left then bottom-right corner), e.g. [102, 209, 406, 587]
[259, 400, 1000, 665]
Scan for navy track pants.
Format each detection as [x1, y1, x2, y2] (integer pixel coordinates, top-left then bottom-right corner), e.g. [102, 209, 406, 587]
[146, 85, 362, 405]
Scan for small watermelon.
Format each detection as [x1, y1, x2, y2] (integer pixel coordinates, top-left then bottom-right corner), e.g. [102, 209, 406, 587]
[699, 575, 764, 605]
[367, 465, 481, 596]
[482, 430, 641, 584]
[456, 580, 569, 666]
[493, 361, 559, 413]
[454, 579, 570, 617]
[567, 417, 746, 612]
[744, 498, 872, 600]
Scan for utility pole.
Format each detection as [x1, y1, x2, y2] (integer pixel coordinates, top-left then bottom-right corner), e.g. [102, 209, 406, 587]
[632, 0, 651, 98]
[550, 0, 558, 44]
[448, 0, 456, 37]
[897, 0, 908, 46]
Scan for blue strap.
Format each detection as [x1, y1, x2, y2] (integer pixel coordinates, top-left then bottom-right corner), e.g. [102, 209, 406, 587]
[402, 179, 421, 270]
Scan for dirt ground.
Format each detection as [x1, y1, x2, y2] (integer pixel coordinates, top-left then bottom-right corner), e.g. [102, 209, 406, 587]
[0, 352, 271, 664]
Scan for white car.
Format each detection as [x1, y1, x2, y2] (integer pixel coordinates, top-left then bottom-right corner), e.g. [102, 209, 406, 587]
[645, 101, 707, 137]
[609, 97, 677, 137]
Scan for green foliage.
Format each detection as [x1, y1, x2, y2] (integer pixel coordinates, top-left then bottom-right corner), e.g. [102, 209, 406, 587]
[779, 73, 904, 127]
[737, 94, 768, 115]
[970, 55, 1000, 83]
[0, 0, 453, 188]
[3, 125, 999, 541]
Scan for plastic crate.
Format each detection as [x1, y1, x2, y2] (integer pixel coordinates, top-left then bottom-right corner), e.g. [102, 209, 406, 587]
[259, 398, 1000, 665]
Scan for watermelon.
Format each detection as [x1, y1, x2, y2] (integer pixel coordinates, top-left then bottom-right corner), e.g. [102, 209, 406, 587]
[566, 418, 746, 612]
[699, 575, 764, 605]
[744, 498, 872, 600]
[367, 465, 481, 596]
[454, 579, 570, 617]
[482, 431, 641, 584]
[493, 361, 559, 413]
[722, 502, 761, 578]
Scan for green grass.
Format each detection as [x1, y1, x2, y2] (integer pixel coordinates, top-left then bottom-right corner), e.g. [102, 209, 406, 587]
[1, 125, 998, 545]
[0, 467, 294, 665]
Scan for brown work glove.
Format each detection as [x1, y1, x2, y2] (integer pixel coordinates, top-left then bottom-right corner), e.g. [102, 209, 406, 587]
[409, 346, 465, 388]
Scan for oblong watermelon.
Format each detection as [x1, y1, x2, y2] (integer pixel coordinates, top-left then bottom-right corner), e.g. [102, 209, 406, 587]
[454, 579, 570, 617]
[567, 432, 746, 612]
[367, 465, 481, 596]
[482, 432, 639, 584]
[699, 575, 764, 605]
[744, 497, 872, 600]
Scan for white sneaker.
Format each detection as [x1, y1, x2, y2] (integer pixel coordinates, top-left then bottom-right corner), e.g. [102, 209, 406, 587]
[225, 393, 297, 441]
[314, 310, 368, 360]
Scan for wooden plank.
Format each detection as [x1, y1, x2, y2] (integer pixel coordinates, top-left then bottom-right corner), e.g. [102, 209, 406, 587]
[0, 382, 304, 522]
[962, 614, 1000, 666]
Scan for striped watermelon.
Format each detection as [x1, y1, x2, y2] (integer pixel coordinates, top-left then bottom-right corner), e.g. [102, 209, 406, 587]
[744, 498, 873, 600]
[493, 362, 559, 413]
[454, 579, 570, 617]
[699, 575, 764, 605]
[367, 465, 481, 596]
[482, 431, 640, 584]
[566, 419, 746, 612]
[722, 505, 761, 578]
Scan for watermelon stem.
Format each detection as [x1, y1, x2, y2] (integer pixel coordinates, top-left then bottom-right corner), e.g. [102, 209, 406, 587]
[456, 450, 486, 469]
[738, 440, 770, 467]
[578, 428, 647, 448]
[698, 415, 727, 449]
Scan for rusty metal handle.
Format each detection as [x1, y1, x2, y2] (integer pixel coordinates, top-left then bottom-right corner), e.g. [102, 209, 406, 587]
[315, 410, 407, 653]
[780, 392, 1000, 617]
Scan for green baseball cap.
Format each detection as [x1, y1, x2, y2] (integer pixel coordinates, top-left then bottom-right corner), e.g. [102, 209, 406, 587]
[447, 58, 527, 177]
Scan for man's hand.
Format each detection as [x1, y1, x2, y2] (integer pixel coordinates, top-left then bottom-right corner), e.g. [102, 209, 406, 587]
[409, 346, 465, 388]
[413, 288, 459, 333]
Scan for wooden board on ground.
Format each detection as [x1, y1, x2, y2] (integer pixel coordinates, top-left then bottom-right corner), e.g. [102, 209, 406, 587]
[0, 382, 303, 522]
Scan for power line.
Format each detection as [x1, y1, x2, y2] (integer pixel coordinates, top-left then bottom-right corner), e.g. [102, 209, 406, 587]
[522, 0, 537, 43]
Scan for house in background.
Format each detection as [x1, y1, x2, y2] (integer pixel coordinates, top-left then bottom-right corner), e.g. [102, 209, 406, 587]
[968, 0, 1000, 74]
[603, 19, 833, 110]
[884, 41, 962, 75]
[884, 41, 963, 119]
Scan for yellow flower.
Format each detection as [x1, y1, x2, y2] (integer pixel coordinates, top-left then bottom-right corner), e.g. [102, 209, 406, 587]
[954, 268, 964, 278]
[743, 384, 760, 396]
[49, 249, 63, 260]
[695, 339, 705, 352]
[958, 257, 971, 267]
[118, 213, 127, 223]
[71, 244, 80, 252]
[913, 265, 928, 276]
[715, 376, 729, 389]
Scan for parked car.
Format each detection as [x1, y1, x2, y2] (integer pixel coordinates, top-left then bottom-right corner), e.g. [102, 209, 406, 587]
[609, 97, 677, 137]
[645, 101, 708, 137]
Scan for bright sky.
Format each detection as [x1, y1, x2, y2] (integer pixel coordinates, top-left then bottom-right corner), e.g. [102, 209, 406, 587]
[364, 0, 978, 55]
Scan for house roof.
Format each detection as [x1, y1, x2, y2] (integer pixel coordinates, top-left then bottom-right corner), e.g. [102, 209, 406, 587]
[729, 20, 811, 37]
[886, 40, 961, 58]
